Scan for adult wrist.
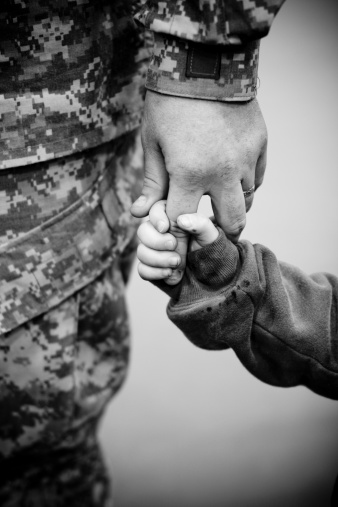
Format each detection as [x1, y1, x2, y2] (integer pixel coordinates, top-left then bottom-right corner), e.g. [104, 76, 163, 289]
[146, 33, 260, 102]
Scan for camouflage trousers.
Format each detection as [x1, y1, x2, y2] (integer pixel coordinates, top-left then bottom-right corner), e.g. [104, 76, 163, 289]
[0, 131, 143, 506]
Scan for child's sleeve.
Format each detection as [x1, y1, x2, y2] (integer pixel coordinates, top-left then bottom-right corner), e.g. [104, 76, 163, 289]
[155, 230, 338, 400]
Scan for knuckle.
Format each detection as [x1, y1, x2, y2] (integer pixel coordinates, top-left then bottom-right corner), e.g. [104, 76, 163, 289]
[228, 216, 246, 236]
[218, 158, 238, 180]
[200, 215, 210, 228]
[237, 217, 246, 232]
[142, 177, 163, 194]
[168, 160, 210, 188]
[223, 151, 238, 170]
[152, 199, 167, 212]
[136, 221, 148, 239]
[153, 234, 165, 251]
[149, 203, 167, 225]
[137, 263, 146, 280]
[169, 220, 189, 239]
[162, 232, 177, 250]
[136, 243, 144, 258]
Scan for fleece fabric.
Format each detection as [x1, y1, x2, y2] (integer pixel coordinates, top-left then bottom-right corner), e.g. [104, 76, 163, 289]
[156, 229, 338, 400]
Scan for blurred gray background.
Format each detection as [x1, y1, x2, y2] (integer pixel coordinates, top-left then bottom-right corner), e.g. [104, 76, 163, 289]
[100, 0, 338, 505]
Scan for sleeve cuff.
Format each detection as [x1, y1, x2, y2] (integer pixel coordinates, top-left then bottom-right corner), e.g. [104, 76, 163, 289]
[187, 228, 239, 287]
[146, 33, 260, 101]
[151, 228, 240, 302]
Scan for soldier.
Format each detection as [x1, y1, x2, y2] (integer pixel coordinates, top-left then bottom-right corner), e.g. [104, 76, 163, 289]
[0, 1, 284, 505]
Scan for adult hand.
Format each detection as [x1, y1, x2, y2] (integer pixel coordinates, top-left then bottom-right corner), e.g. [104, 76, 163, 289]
[131, 90, 267, 285]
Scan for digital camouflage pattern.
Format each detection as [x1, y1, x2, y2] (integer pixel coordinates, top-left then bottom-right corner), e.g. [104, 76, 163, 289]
[0, 1, 284, 504]
[0, 140, 107, 244]
[0, 266, 128, 507]
[146, 33, 260, 101]
[0, 131, 143, 505]
[135, 0, 286, 44]
[0, 0, 152, 169]
[135, 0, 286, 101]
[0, 0, 286, 170]
[0, 131, 143, 335]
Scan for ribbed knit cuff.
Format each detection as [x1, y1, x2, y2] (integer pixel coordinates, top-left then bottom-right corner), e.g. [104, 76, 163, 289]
[146, 33, 260, 101]
[152, 228, 240, 302]
[187, 228, 239, 286]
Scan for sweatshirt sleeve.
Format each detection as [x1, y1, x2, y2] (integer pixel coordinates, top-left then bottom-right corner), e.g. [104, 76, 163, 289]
[156, 230, 338, 400]
[134, 1, 285, 101]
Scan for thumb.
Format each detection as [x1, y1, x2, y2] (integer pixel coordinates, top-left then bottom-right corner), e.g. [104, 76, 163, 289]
[130, 147, 169, 218]
[177, 213, 219, 252]
[165, 181, 203, 285]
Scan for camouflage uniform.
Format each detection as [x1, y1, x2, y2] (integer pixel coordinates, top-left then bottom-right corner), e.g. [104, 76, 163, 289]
[0, 132, 144, 506]
[0, 1, 284, 505]
[135, 0, 285, 101]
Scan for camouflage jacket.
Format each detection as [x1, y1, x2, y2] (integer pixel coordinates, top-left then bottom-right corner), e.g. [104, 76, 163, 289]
[136, 0, 285, 101]
[0, 0, 285, 170]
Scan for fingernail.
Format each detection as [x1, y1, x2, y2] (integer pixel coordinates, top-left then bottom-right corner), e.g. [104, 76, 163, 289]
[169, 256, 180, 267]
[170, 270, 182, 280]
[133, 195, 147, 207]
[165, 240, 174, 250]
[157, 220, 166, 233]
[178, 215, 191, 228]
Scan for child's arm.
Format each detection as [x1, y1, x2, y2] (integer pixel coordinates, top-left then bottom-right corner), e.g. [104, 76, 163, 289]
[137, 200, 218, 281]
[137, 203, 338, 400]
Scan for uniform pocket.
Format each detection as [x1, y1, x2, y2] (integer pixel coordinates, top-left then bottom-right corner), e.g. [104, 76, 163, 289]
[0, 132, 143, 335]
[0, 131, 144, 459]
[0, 295, 80, 458]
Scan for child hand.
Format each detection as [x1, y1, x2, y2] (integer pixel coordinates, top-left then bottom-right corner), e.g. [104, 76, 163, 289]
[176, 213, 219, 253]
[137, 200, 179, 281]
[137, 201, 219, 281]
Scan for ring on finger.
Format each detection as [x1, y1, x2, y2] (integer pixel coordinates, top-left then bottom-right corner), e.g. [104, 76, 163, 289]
[243, 185, 255, 198]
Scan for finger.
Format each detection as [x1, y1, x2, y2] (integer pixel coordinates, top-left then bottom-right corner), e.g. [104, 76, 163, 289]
[165, 180, 204, 285]
[210, 181, 246, 243]
[137, 243, 181, 268]
[242, 183, 255, 212]
[241, 145, 267, 211]
[240, 167, 255, 212]
[130, 147, 169, 218]
[137, 221, 177, 251]
[148, 200, 170, 233]
[254, 143, 267, 191]
[177, 213, 219, 251]
[138, 262, 173, 281]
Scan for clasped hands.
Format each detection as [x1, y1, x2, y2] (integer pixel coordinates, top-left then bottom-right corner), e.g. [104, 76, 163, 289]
[131, 90, 267, 284]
